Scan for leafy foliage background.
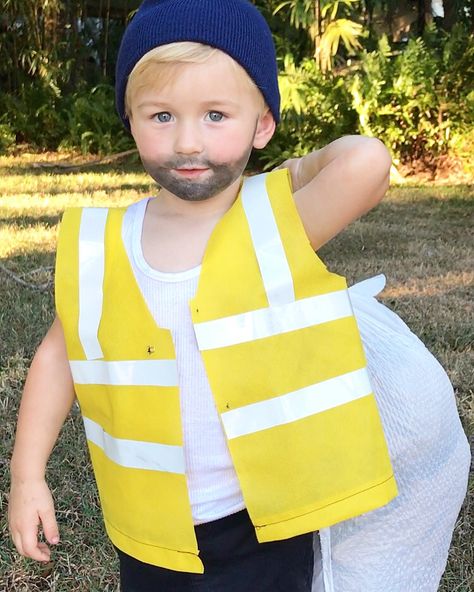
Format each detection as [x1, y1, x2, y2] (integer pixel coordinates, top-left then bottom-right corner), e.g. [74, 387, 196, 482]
[0, 1, 473, 174]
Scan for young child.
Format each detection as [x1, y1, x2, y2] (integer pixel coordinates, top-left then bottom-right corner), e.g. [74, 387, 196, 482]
[8, 1, 470, 591]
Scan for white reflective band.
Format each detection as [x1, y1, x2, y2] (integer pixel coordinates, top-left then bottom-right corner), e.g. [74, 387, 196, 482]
[70, 359, 179, 386]
[78, 208, 108, 360]
[221, 368, 372, 439]
[194, 289, 353, 351]
[241, 174, 295, 306]
[83, 416, 185, 474]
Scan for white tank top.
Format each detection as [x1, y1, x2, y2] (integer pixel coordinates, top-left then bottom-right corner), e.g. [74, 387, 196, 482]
[122, 197, 245, 524]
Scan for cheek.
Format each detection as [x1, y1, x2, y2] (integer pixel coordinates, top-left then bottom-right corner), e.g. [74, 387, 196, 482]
[132, 127, 168, 158]
[206, 126, 254, 163]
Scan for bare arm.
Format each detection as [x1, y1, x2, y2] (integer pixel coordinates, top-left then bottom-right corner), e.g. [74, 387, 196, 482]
[9, 316, 75, 561]
[279, 136, 391, 250]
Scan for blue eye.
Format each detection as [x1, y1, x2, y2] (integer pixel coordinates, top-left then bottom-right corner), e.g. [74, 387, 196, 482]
[208, 111, 224, 122]
[155, 112, 172, 123]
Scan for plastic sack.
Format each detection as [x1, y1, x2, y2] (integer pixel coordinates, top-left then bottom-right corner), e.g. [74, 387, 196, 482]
[312, 275, 471, 592]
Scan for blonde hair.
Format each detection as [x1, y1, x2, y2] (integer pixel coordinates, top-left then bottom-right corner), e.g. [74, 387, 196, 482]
[124, 41, 265, 118]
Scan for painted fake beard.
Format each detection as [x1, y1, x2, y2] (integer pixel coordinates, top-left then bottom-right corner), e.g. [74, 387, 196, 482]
[140, 144, 254, 202]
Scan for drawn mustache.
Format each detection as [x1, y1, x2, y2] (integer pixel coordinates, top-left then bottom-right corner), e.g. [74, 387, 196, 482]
[161, 158, 226, 171]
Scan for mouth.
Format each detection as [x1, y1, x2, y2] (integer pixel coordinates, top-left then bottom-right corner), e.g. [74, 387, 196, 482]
[173, 167, 210, 179]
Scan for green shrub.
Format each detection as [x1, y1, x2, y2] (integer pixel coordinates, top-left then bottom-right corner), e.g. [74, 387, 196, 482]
[59, 84, 133, 154]
[0, 82, 133, 155]
[259, 57, 357, 169]
[259, 25, 473, 171]
[0, 83, 69, 150]
[349, 25, 474, 166]
[450, 128, 474, 176]
[0, 124, 16, 154]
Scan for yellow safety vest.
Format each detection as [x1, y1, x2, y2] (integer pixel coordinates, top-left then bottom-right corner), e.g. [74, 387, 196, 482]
[55, 169, 397, 574]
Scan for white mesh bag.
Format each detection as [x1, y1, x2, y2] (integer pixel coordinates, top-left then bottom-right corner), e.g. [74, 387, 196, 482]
[312, 275, 471, 592]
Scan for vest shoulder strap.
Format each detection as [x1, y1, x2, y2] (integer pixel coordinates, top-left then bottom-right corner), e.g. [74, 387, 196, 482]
[56, 206, 119, 360]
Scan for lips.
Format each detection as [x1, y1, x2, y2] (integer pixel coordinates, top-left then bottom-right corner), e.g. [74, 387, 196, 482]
[173, 168, 210, 178]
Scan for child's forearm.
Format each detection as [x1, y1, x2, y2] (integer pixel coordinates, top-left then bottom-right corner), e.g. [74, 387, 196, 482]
[9, 317, 75, 561]
[296, 135, 390, 190]
[278, 135, 391, 249]
[10, 317, 75, 482]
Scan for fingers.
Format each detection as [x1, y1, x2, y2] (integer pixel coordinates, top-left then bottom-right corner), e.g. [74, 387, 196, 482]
[9, 503, 59, 562]
[23, 538, 52, 562]
[11, 517, 52, 562]
[39, 505, 60, 546]
[10, 528, 23, 557]
[8, 478, 60, 563]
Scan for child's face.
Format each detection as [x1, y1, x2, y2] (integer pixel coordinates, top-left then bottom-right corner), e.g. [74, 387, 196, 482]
[129, 52, 275, 201]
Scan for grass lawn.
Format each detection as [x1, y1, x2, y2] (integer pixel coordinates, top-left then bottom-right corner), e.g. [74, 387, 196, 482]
[0, 153, 472, 591]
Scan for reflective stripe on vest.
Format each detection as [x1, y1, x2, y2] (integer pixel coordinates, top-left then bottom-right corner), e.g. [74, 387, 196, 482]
[70, 359, 178, 386]
[78, 208, 107, 360]
[221, 367, 372, 439]
[240, 174, 295, 305]
[194, 288, 353, 350]
[83, 416, 186, 474]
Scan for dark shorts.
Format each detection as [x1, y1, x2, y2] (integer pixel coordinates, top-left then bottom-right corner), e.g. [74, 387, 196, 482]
[116, 509, 314, 592]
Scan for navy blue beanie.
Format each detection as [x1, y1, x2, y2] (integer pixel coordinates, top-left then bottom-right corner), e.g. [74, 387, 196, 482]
[115, 0, 280, 129]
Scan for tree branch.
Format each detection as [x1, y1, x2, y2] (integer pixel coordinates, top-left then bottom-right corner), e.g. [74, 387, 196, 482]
[32, 149, 138, 171]
[0, 262, 53, 291]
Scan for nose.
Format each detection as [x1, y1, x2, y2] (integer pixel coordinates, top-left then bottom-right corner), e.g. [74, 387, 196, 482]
[174, 120, 204, 155]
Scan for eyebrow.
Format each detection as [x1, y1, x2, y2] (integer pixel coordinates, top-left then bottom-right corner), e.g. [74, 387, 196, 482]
[135, 100, 170, 109]
[135, 99, 241, 110]
[200, 100, 241, 108]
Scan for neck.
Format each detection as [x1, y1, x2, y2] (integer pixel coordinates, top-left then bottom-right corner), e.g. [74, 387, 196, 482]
[152, 175, 244, 220]
[141, 174, 244, 273]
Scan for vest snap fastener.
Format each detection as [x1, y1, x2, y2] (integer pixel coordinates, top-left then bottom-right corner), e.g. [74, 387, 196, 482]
[147, 345, 155, 355]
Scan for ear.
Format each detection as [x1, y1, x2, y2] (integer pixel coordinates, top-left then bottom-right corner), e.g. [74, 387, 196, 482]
[253, 108, 276, 149]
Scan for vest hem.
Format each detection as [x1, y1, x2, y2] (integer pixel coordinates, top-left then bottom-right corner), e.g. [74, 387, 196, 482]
[254, 474, 398, 543]
[104, 518, 204, 574]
